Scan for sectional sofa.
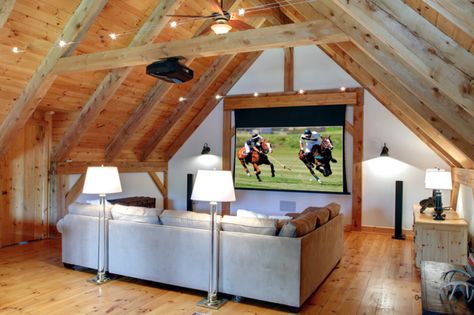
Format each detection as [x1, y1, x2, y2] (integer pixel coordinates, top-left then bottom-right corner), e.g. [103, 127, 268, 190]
[58, 203, 344, 308]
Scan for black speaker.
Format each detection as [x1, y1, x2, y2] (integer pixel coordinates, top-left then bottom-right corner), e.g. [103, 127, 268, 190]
[186, 173, 193, 211]
[393, 180, 406, 240]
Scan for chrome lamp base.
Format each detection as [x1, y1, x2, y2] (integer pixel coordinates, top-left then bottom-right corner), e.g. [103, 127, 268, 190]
[87, 272, 111, 285]
[197, 297, 227, 310]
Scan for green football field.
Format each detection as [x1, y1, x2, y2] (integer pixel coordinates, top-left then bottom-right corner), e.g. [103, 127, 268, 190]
[234, 127, 344, 193]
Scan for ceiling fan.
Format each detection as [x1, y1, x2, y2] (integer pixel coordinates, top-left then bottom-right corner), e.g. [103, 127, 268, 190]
[167, 0, 266, 34]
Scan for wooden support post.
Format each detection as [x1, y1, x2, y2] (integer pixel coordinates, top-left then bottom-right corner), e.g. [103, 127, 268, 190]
[451, 181, 460, 211]
[148, 172, 168, 209]
[284, 47, 294, 92]
[352, 89, 364, 231]
[65, 174, 85, 206]
[222, 110, 232, 215]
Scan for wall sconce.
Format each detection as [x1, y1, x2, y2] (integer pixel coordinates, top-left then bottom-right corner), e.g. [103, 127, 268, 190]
[201, 143, 211, 155]
[380, 143, 389, 157]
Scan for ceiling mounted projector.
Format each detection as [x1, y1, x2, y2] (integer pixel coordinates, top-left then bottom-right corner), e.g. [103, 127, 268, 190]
[146, 57, 193, 83]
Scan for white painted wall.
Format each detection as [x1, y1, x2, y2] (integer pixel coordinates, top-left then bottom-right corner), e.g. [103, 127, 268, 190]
[457, 185, 474, 242]
[167, 45, 450, 229]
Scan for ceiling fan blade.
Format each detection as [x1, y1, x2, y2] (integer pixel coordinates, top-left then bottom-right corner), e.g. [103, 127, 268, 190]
[205, 0, 224, 16]
[238, 8, 275, 18]
[166, 14, 214, 19]
[228, 19, 254, 31]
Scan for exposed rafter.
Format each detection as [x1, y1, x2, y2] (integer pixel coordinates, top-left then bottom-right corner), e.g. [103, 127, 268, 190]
[140, 55, 236, 161]
[284, 47, 294, 91]
[0, 0, 15, 29]
[321, 42, 471, 168]
[0, 0, 108, 156]
[423, 0, 474, 37]
[52, 20, 349, 74]
[308, 0, 474, 159]
[51, 0, 185, 162]
[105, 0, 251, 162]
[167, 52, 263, 160]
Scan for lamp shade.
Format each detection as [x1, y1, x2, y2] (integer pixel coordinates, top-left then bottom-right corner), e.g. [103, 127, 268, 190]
[425, 168, 452, 190]
[83, 166, 122, 194]
[191, 170, 236, 202]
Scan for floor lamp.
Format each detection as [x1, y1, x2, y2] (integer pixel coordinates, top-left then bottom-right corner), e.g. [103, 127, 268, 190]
[83, 166, 122, 284]
[191, 170, 236, 309]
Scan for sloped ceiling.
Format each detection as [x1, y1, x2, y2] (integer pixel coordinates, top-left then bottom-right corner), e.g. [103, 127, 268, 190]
[0, 0, 472, 169]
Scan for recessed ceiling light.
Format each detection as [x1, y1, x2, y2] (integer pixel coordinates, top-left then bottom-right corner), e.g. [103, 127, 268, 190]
[238, 8, 245, 16]
[12, 47, 20, 53]
[179, 96, 186, 102]
[253, 92, 259, 97]
[109, 33, 118, 40]
[298, 89, 305, 94]
[170, 21, 177, 28]
[340, 86, 346, 92]
[59, 40, 67, 47]
[215, 94, 222, 100]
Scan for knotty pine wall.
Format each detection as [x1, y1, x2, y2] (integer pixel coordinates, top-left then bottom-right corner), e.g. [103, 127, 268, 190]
[0, 112, 50, 247]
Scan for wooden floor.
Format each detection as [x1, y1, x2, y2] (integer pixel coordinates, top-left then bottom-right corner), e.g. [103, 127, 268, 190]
[0, 232, 421, 314]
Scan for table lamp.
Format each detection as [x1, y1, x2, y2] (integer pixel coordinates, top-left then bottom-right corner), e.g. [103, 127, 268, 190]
[425, 168, 452, 220]
[191, 170, 236, 309]
[83, 166, 122, 284]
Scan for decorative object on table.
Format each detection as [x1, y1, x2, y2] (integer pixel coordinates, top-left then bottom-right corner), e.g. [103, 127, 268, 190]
[419, 196, 435, 213]
[425, 168, 452, 220]
[201, 143, 211, 154]
[379, 142, 389, 157]
[83, 165, 122, 284]
[392, 180, 405, 240]
[422, 261, 474, 314]
[191, 170, 236, 309]
[440, 263, 474, 310]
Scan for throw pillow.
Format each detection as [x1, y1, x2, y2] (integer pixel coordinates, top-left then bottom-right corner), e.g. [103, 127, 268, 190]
[68, 202, 112, 218]
[326, 203, 341, 219]
[160, 210, 218, 230]
[302, 207, 330, 226]
[221, 216, 277, 235]
[111, 204, 161, 224]
[279, 211, 319, 237]
[236, 209, 268, 219]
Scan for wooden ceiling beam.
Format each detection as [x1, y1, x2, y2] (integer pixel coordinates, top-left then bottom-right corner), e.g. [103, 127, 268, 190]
[105, 0, 247, 162]
[0, 0, 108, 156]
[326, 0, 473, 116]
[321, 42, 471, 168]
[310, 0, 474, 157]
[140, 55, 236, 161]
[282, 2, 472, 166]
[422, 0, 474, 37]
[51, 0, 185, 162]
[336, 41, 474, 164]
[224, 90, 358, 110]
[52, 20, 349, 74]
[0, 0, 15, 29]
[167, 51, 263, 160]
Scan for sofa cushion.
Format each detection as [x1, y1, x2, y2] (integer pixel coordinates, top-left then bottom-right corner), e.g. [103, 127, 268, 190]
[303, 203, 341, 221]
[236, 209, 268, 218]
[221, 216, 277, 235]
[326, 203, 341, 219]
[68, 202, 112, 218]
[111, 204, 161, 224]
[160, 210, 216, 230]
[279, 211, 319, 237]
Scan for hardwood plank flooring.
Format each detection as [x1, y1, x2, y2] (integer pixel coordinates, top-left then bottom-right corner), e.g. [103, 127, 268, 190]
[0, 232, 422, 314]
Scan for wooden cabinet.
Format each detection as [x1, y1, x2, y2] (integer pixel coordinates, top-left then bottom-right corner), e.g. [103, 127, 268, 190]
[413, 205, 468, 268]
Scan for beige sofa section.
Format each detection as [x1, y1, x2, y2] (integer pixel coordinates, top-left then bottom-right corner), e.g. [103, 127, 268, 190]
[58, 204, 344, 308]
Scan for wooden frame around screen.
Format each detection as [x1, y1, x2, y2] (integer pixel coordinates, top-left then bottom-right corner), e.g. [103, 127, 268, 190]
[222, 88, 364, 231]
